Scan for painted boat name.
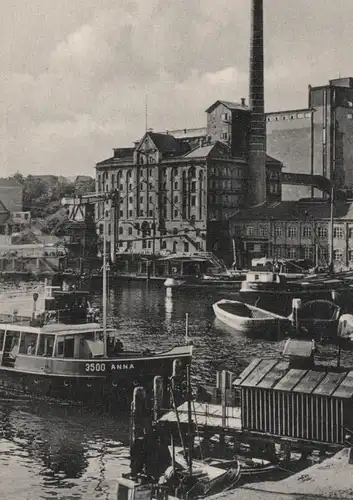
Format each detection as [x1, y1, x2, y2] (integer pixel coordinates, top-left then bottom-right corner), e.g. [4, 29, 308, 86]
[84, 362, 135, 372]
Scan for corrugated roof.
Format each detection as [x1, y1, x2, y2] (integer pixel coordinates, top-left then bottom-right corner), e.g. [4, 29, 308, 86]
[235, 357, 353, 399]
[230, 199, 353, 221]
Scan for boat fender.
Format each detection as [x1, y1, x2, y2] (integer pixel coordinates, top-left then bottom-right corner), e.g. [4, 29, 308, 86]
[34, 379, 39, 385]
[112, 381, 118, 387]
[86, 383, 92, 388]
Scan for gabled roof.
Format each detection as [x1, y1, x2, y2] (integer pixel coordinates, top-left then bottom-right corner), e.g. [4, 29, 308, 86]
[148, 132, 180, 154]
[205, 100, 249, 113]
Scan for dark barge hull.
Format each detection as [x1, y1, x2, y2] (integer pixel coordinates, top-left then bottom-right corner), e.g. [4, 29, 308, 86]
[0, 352, 192, 407]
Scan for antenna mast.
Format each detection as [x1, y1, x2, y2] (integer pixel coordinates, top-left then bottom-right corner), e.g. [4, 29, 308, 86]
[145, 91, 148, 132]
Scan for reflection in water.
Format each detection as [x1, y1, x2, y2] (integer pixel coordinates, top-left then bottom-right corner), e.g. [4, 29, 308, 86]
[1, 278, 353, 499]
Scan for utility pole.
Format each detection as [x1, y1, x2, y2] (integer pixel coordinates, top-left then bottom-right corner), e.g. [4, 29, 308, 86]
[329, 185, 334, 274]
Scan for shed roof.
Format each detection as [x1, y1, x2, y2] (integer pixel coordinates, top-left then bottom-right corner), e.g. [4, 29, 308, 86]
[234, 357, 353, 399]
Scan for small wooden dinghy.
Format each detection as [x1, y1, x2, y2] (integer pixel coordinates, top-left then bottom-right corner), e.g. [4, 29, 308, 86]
[212, 299, 289, 334]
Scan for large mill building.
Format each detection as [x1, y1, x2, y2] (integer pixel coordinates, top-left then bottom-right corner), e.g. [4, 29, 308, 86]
[92, 0, 281, 266]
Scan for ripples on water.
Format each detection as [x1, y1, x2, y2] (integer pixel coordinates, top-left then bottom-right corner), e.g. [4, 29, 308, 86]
[1, 278, 353, 499]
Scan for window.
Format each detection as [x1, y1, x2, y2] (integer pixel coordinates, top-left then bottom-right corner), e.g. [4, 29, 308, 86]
[142, 240, 147, 249]
[318, 227, 328, 238]
[108, 223, 111, 236]
[258, 226, 267, 237]
[174, 210, 178, 217]
[191, 181, 196, 193]
[173, 242, 177, 253]
[19, 332, 38, 355]
[349, 250, 353, 261]
[129, 210, 133, 218]
[174, 182, 178, 190]
[288, 247, 297, 259]
[119, 226, 123, 235]
[0, 329, 4, 351]
[128, 227, 132, 235]
[349, 228, 353, 239]
[119, 184, 123, 190]
[149, 210, 153, 217]
[37, 334, 54, 357]
[119, 210, 123, 217]
[140, 197, 144, 204]
[297, 113, 304, 119]
[148, 240, 152, 248]
[274, 226, 282, 237]
[304, 112, 311, 118]
[191, 196, 196, 207]
[348, 113, 353, 119]
[111, 174, 115, 187]
[184, 242, 189, 252]
[287, 226, 297, 238]
[334, 227, 344, 239]
[221, 132, 228, 140]
[302, 226, 312, 239]
[161, 241, 167, 249]
[174, 196, 179, 203]
[247, 226, 255, 237]
[303, 247, 313, 259]
[129, 183, 132, 191]
[334, 249, 343, 261]
[246, 243, 255, 252]
[139, 210, 144, 217]
[99, 224, 103, 235]
[129, 197, 133, 204]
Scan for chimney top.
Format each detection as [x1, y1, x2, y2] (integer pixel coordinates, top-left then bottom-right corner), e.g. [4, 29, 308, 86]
[241, 97, 246, 106]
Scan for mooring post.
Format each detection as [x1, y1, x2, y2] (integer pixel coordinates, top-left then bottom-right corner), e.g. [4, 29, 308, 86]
[153, 375, 164, 422]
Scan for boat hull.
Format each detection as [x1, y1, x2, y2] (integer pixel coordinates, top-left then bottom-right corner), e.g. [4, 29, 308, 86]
[213, 300, 289, 335]
[0, 347, 192, 407]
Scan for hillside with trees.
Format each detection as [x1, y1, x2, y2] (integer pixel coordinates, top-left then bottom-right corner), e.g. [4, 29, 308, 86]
[8, 173, 95, 238]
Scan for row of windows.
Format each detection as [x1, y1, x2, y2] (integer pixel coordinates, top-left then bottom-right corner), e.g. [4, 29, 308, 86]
[271, 246, 329, 260]
[209, 179, 242, 190]
[246, 226, 329, 238]
[210, 166, 243, 178]
[267, 112, 311, 122]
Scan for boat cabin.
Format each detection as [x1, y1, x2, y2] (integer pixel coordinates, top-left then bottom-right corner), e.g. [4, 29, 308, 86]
[0, 322, 119, 367]
[244, 271, 284, 284]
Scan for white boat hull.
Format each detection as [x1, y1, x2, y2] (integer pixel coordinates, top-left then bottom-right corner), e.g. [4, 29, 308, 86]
[212, 300, 288, 334]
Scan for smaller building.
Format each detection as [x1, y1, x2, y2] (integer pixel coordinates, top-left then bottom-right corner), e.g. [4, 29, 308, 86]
[233, 344, 353, 446]
[229, 198, 353, 270]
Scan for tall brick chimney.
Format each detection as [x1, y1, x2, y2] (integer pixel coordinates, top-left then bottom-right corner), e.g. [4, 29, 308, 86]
[247, 0, 266, 206]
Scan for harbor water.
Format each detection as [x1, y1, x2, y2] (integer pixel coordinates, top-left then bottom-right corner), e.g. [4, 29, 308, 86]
[0, 278, 352, 499]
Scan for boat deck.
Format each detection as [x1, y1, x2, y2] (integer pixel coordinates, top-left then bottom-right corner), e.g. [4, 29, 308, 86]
[159, 402, 242, 431]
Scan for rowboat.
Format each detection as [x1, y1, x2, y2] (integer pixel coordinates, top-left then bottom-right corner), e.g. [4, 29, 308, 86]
[212, 299, 289, 334]
[288, 299, 341, 340]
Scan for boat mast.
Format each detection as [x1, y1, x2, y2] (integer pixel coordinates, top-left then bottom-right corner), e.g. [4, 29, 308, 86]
[103, 209, 108, 356]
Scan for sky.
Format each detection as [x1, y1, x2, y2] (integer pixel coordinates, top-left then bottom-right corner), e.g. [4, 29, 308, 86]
[1, 0, 353, 177]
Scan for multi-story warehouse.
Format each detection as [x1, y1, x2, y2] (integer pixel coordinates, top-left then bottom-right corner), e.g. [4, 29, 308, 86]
[229, 198, 353, 271]
[95, 130, 282, 264]
[267, 77, 353, 200]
